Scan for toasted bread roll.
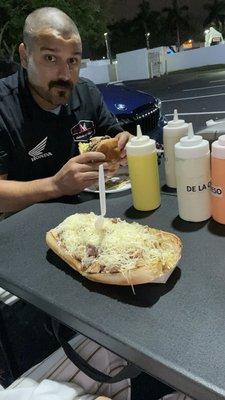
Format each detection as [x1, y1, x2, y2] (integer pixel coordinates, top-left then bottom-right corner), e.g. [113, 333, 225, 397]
[46, 213, 182, 286]
[95, 137, 120, 162]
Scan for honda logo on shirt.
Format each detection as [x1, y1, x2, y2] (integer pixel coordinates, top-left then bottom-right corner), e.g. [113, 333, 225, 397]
[71, 120, 95, 142]
[28, 137, 53, 162]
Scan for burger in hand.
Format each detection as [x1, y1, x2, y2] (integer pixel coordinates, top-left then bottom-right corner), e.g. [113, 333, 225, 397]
[78, 136, 121, 162]
[79, 136, 122, 176]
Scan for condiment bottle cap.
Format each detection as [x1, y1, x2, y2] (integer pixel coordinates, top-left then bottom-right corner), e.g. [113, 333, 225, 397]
[212, 134, 225, 159]
[167, 109, 185, 127]
[175, 123, 209, 159]
[126, 125, 156, 155]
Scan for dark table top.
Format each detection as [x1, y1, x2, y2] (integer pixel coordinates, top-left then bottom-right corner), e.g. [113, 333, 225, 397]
[0, 189, 225, 400]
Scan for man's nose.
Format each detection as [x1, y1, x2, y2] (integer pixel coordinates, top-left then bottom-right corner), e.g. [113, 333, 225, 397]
[58, 63, 71, 81]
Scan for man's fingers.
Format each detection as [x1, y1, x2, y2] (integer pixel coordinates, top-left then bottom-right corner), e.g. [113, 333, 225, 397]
[104, 161, 119, 171]
[82, 171, 99, 181]
[75, 161, 118, 173]
[119, 158, 128, 167]
[116, 131, 131, 150]
[120, 149, 126, 158]
[75, 151, 106, 164]
[76, 163, 103, 173]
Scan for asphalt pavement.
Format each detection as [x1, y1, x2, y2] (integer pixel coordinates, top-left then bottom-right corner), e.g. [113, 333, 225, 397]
[126, 65, 225, 133]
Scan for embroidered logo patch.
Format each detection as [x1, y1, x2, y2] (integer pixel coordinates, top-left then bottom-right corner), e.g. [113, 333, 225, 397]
[71, 120, 95, 142]
[28, 137, 53, 162]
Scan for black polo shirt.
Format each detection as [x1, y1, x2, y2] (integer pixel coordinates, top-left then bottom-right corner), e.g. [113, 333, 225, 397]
[0, 68, 123, 181]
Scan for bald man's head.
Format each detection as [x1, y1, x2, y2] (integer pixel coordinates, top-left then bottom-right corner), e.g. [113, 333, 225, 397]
[19, 7, 82, 110]
[23, 7, 80, 49]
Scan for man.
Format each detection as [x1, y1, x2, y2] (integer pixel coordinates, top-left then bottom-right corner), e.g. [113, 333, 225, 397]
[0, 7, 131, 213]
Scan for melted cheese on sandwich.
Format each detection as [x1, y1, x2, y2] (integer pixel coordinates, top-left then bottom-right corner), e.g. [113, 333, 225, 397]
[55, 213, 178, 275]
[78, 142, 90, 153]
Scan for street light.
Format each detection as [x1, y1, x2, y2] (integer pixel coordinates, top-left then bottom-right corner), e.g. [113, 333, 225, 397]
[104, 32, 112, 64]
[145, 32, 150, 50]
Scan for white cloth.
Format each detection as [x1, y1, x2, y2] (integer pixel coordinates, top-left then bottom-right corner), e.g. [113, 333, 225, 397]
[1, 334, 130, 400]
[0, 379, 95, 399]
[161, 393, 193, 400]
[0, 381, 194, 400]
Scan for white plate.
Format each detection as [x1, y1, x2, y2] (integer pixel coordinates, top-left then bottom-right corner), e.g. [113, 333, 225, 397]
[85, 174, 131, 194]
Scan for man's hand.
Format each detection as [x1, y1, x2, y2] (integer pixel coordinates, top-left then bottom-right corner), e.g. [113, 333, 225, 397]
[103, 131, 133, 177]
[52, 152, 109, 196]
[115, 130, 133, 167]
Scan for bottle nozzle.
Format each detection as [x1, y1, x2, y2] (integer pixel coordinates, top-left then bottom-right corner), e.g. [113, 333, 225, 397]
[188, 122, 194, 139]
[137, 124, 143, 139]
[173, 109, 178, 122]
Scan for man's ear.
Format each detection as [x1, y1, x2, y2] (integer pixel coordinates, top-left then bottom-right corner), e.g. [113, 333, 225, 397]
[19, 43, 28, 69]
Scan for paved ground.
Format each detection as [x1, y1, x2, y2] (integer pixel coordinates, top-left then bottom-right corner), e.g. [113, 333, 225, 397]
[126, 65, 225, 133]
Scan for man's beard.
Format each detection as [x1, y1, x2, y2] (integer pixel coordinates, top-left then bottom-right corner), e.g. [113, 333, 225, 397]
[27, 58, 74, 107]
[29, 80, 73, 106]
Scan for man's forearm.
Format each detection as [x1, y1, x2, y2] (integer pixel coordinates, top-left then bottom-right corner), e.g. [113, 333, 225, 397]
[0, 177, 59, 212]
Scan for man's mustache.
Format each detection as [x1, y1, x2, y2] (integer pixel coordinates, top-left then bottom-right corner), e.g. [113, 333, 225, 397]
[49, 80, 73, 90]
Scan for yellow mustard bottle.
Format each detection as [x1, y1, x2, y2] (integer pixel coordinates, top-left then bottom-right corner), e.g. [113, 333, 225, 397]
[126, 127, 161, 211]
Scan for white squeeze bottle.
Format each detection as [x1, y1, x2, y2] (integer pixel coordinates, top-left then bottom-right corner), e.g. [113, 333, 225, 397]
[174, 123, 211, 222]
[163, 109, 189, 188]
[126, 125, 160, 211]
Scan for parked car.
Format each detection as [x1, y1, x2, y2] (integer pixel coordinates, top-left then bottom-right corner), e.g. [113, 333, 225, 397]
[98, 82, 165, 144]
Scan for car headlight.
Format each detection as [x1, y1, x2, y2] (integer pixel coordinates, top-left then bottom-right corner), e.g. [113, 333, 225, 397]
[156, 98, 162, 109]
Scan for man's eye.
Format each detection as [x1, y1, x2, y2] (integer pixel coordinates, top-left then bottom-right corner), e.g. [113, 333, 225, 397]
[69, 58, 78, 65]
[45, 55, 56, 62]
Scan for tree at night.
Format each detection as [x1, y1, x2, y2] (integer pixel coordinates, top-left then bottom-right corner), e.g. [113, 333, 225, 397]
[203, 0, 225, 34]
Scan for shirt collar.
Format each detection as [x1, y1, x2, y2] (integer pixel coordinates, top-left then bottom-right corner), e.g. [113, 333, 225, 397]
[67, 80, 81, 112]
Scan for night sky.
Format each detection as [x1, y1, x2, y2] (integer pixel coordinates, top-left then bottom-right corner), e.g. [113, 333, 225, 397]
[111, 0, 208, 24]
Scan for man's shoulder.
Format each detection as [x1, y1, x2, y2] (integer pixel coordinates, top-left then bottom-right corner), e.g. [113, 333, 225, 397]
[0, 72, 20, 129]
[0, 72, 18, 99]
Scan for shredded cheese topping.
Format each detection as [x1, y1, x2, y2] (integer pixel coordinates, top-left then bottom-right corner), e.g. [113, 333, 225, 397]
[55, 213, 179, 275]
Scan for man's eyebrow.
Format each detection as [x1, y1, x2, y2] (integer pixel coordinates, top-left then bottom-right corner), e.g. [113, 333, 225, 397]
[40, 47, 59, 52]
[40, 46, 82, 56]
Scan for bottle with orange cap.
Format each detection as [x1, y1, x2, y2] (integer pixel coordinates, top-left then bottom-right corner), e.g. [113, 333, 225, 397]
[211, 134, 225, 224]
